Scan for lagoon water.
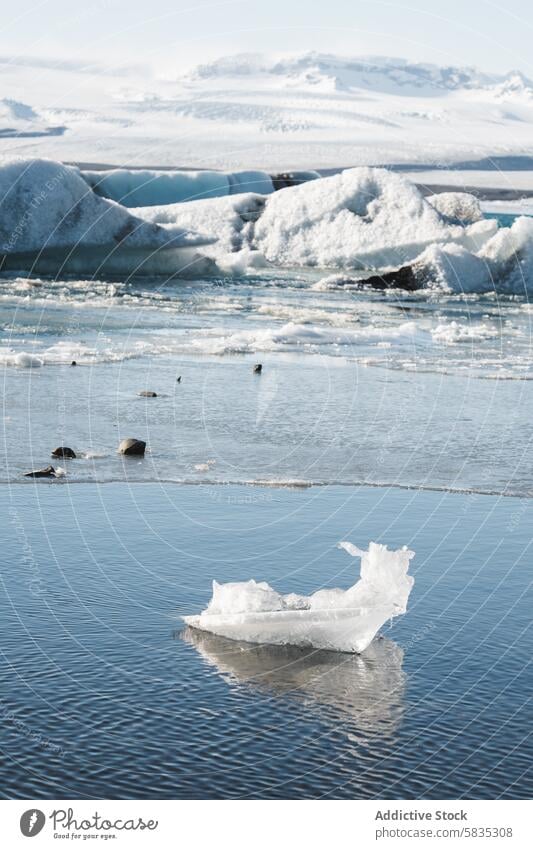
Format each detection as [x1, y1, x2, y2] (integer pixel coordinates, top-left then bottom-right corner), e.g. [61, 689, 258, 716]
[1, 211, 532, 799]
[1, 483, 532, 799]
[1, 264, 532, 495]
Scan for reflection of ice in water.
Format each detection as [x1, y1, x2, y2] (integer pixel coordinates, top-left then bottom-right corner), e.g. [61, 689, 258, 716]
[182, 628, 406, 734]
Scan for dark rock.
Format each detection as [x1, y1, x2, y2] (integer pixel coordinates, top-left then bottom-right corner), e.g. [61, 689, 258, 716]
[24, 465, 56, 478]
[356, 266, 420, 292]
[118, 438, 146, 456]
[271, 171, 320, 191]
[176, 376, 181, 383]
[253, 363, 263, 374]
[51, 447, 76, 459]
[71, 360, 77, 366]
[139, 391, 157, 397]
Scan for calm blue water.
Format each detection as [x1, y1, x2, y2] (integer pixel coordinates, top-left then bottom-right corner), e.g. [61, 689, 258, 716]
[1, 483, 531, 799]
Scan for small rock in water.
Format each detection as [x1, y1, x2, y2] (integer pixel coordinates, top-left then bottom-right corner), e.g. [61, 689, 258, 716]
[71, 360, 77, 366]
[176, 376, 182, 383]
[24, 465, 57, 478]
[139, 391, 157, 397]
[253, 363, 262, 374]
[356, 266, 419, 292]
[51, 447, 76, 459]
[118, 438, 146, 456]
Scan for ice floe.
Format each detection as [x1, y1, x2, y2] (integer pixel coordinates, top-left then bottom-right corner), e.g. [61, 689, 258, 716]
[183, 541, 415, 653]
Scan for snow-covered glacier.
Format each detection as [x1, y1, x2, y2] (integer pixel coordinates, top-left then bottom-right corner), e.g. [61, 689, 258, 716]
[183, 541, 415, 654]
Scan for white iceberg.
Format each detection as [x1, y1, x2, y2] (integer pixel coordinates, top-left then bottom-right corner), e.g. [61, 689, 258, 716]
[133, 167, 494, 275]
[183, 541, 415, 654]
[0, 157, 213, 276]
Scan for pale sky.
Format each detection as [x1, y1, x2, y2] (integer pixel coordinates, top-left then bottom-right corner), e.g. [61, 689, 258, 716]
[1, 0, 533, 77]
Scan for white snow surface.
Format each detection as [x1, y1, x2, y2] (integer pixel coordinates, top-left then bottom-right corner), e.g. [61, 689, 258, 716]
[2, 52, 533, 171]
[254, 167, 458, 268]
[183, 541, 415, 653]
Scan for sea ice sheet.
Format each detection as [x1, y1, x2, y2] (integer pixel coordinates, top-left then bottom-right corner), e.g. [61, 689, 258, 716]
[183, 541, 415, 653]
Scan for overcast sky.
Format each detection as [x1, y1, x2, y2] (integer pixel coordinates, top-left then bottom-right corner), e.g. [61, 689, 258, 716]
[2, 0, 533, 76]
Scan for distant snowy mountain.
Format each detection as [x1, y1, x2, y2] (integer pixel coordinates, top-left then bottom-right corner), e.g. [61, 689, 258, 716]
[183, 52, 504, 94]
[1, 51, 533, 170]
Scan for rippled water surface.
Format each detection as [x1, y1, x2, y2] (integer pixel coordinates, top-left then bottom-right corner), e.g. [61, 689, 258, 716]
[1, 483, 531, 799]
[1, 263, 532, 493]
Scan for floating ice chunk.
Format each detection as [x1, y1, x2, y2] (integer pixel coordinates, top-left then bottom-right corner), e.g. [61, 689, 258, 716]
[4, 352, 43, 368]
[414, 216, 533, 294]
[82, 168, 274, 207]
[479, 215, 533, 294]
[431, 320, 499, 344]
[415, 243, 493, 293]
[183, 541, 415, 653]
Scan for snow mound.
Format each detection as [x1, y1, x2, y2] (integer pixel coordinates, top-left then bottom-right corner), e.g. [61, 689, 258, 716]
[183, 541, 415, 653]
[426, 192, 483, 225]
[82, 167, 274, 208]
[0, 157, 212, 276]
[253, 167, 457, 269]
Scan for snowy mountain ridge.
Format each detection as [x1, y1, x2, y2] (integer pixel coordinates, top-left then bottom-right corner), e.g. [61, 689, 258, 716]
[182, 52, 533, 97]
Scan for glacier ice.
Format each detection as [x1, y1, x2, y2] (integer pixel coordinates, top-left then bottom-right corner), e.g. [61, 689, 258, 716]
[183, 541, 415, 654]
[82, 167, 274, 207]
[414, 215, 533, 294]
[133, 192, 267, 269]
